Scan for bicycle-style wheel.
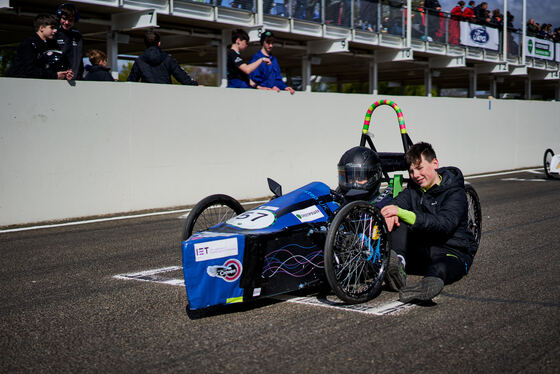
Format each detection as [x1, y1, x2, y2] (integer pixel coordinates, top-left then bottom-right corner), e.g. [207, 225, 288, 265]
[465, 184, 482, 248]
[543, 149, 557, 179]
[182, 194, 245, 241]
[324, 201, 389, 304]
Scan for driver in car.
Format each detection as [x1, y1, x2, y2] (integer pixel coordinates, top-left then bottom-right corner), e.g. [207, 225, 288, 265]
[380, 142, 478, 303]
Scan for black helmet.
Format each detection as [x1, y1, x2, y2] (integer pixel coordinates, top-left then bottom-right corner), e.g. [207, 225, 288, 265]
[337, 146, 382, 193]
[40, 50, 69, 73]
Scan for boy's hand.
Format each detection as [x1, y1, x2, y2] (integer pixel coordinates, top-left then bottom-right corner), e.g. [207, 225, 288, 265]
[381, 205, 400, 232]
[65, 70, 74, 80]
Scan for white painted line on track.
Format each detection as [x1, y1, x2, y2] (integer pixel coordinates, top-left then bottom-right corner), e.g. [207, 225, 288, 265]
[501, 177, 547, 182]
[273, 294, 414, 315]
[464, 168, 542, 179]
[113, 266, 412, 315]
[177, 200, 270, 219]
[0, 200, 270, 234]
[3, 168, 545, 234]
[113, 266, 184, 286]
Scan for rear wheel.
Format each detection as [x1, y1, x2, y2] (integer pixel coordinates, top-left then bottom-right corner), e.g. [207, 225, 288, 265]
[182, 194, 245, 241]
[544, 149, 557, 179]
[465, 184, 482, 248]
[324, 201, 389, 304]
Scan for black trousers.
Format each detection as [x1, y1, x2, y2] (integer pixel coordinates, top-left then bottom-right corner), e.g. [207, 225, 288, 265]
[389, 223, 473, 285]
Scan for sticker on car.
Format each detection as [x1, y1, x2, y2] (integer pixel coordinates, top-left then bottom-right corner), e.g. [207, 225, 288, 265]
[194, 238, 238, 262]
[226, 209, 276, 229]
[292, 205, 324, 223]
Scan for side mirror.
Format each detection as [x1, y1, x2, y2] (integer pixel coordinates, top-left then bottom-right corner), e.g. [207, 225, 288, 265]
[267, 178, 282, 198]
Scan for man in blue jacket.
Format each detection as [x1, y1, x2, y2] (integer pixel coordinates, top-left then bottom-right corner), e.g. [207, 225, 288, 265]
[249, 30, 295, 94]
[381, 142, 477, 303]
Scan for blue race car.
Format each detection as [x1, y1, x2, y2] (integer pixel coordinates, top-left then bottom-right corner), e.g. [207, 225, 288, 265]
[181, 100, 482, 310]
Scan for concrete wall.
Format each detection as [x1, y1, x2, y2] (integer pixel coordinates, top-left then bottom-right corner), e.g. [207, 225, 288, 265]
[1, 77, 559, 226]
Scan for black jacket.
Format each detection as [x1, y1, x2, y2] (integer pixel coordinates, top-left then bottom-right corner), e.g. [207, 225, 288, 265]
[84, 65, 114, 81]
[6, 34, 58, 79]
[127, 46, 198, 85]
[54, 27, 84, 79]
[392, 167, 477, 258]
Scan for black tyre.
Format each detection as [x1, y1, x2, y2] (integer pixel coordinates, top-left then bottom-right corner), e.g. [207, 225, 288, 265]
[324, 201, 389, 304]
[465, 184, 482, 248]
[543, 149, 557, 179]
[182, 194, 245, 241]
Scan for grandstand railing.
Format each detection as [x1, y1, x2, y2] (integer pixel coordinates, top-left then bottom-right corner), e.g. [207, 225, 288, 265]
[184, 0, 557, 63]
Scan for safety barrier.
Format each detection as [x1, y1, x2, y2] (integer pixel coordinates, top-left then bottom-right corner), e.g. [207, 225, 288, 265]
[1, 77, 559, 226]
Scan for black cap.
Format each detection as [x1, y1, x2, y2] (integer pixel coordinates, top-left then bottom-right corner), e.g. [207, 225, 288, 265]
[260, 30, 274, 44]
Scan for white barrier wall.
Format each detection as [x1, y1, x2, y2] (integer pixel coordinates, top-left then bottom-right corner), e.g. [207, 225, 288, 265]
[1, 77, 559, 226]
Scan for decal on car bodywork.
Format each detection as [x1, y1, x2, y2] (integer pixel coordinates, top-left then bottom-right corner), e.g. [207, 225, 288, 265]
[194, 237, 238, 262]
[226, 209, 276, 229]
[206, 259, 243, 282]
[292, 205, 324, 223]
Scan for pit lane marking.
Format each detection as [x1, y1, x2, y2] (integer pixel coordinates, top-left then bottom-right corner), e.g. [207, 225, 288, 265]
[113, 266, 184, 286]
[273, 294, 414, 315]
[113, 266, 413, 315]
[501, 177, 547, 182]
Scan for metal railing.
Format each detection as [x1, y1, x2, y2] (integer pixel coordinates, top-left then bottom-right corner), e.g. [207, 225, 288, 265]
[184, 0, 557, 62]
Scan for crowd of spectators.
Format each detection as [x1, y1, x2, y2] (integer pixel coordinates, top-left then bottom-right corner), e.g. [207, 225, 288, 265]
[526, 18, 560, 43]
[4, 2, 560, 84]
[5, 4, 295, 92]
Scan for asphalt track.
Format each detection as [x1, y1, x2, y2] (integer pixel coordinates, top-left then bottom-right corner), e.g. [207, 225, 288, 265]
[1, 169, 559, 373]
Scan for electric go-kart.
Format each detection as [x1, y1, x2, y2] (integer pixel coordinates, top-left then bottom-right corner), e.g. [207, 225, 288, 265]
[181, 100, 482, 311]
[543, 148, 560, 179]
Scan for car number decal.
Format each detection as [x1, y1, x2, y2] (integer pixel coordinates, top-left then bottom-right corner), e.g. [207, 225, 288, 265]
[226, 209, 276, 229]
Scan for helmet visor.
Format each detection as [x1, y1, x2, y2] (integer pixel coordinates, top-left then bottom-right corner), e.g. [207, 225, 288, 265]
[338, 164, 381, 191]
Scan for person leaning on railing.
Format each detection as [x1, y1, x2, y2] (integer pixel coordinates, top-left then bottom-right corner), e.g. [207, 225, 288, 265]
[526, 18, 539, 37]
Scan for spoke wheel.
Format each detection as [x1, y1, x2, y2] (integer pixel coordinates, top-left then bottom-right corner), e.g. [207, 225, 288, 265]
[543, 149, 558, 179]
[465, 184, 482, 248]
[182, 194, 245, 241]
[324, 201, 389, 304]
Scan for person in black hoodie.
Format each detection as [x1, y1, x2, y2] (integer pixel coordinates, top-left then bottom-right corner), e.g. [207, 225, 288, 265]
[381, 142, 477, 303]
[84, 49, 114, 81]
[127, 30, 198, 85]
[7, 14, 73, 80]
[54, 3, 84, 80]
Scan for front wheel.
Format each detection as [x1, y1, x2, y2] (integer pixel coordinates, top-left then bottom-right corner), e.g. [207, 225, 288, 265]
[543, 149, 557, 179]
[324, 201, 389, 304]
[182, 194, 245, 241]
[465, 184, 482, 248]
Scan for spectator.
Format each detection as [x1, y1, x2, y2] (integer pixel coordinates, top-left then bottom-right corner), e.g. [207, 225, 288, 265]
[54, 3, 84, 80]
[474, 2, 490, 25]
[227, 29, 271, 88]
[249, 30, 295, 94]
[381, 142, 477, 303]
[462, 1, 475, 21]
[506, 11, 515, 30]
[294, 0, 319, 21]
[553, 28, 560, 43]
[6, 14, 73, 80]
[359, 0, 379, 32]
[424, 0, 442, 40]
[84, 49, 114, 81]
[449, 1, 465, 45]
[411, 1, 429, 39]
[541, 24, 553, 40]
[526, 18, 539, 36]
[490, 9, 503, 27]
[127, 30, 198, 85]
